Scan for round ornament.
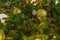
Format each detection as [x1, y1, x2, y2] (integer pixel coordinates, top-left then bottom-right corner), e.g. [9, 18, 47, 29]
[13, 7, 21, 14]
[7, 5, 11, 9]
[45, 6, 50, 11]
[55, 0, 59, 5]
[36, 9, 47, 17]
[52, 0, 60, 5]
[32, 10, 36, 16]
[0, 29, 5, 40]
[53, 36, 56, 39]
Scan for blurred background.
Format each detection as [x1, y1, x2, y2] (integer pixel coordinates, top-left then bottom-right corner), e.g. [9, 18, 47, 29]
[0, 0, 60, 40]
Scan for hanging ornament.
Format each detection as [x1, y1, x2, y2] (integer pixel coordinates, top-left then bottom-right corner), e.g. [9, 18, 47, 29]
[7, 5, 11, 9]
[0, 14, 8, 23]
[45, 6, 50, 11]
[55, 0, 59, 5]
[36, 9, 47, 17]
[13, 7, 21, 14]
[7, 5, 11, 12]
[32, 10, 36, 16]
[5, 2, 11, 11]
[0, 29, 5, 40]
[52, 0, 60, 6]
[53, 35, 56, 39]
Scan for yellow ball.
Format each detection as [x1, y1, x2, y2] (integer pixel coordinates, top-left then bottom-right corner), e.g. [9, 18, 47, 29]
[13, 8, 21, 14]
[36, 9, 47, 17]
[0, 29, 5, 40]
[53, 36, 56, 39]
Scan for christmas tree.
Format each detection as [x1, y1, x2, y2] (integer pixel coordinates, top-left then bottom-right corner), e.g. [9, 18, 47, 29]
[0, 0, 60, 40]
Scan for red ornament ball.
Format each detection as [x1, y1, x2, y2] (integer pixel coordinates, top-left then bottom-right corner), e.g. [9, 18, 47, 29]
[7, 5, 11, 9]
[45, 6, 50, 11]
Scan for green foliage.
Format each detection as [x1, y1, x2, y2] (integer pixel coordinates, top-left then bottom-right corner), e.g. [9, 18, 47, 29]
[0, 0, 60, 40]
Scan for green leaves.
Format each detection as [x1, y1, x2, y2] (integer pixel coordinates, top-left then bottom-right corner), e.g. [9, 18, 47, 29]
[0, 0, 60, 40]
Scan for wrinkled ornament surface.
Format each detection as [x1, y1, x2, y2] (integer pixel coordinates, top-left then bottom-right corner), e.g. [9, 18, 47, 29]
[0, 14, 7, 23]
[13, 8, 21, 14]
[32, 10, 36, 16]
[37, 9, 47, 17]
[0, 29, 5, 40]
